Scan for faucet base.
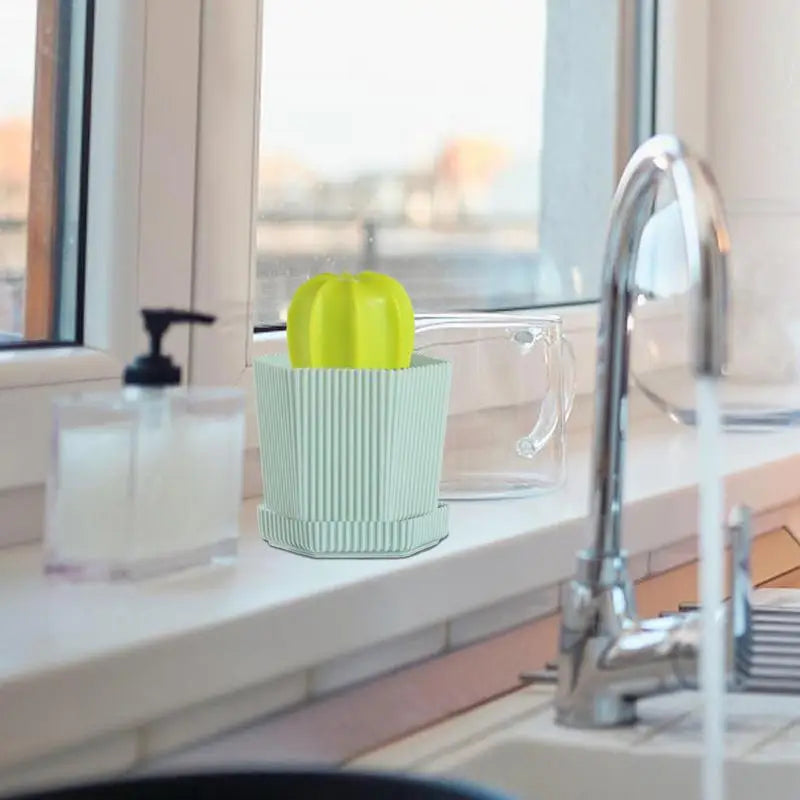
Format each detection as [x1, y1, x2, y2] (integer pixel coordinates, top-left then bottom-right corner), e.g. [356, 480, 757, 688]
[556, 549, 702, 728]
[555, 508, 755, 729]
[555, 695, 637, 729]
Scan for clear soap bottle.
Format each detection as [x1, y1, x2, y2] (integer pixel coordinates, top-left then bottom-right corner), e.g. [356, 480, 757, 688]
[45, 309, 245, 580]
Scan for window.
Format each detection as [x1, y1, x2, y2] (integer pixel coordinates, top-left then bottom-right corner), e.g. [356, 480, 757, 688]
[254, 0, 656, 327]
[0, 0, 92, 346]
[0, 0, 200, 523]
[190, 0, 664, 433]
[0, 0, 706, 534]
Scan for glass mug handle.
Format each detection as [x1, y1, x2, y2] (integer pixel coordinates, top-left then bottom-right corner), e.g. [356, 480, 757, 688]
[516, 334, 576, 459]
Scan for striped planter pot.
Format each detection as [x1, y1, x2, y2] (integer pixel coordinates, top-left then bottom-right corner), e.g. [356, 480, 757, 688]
[254, 353, 451, 558]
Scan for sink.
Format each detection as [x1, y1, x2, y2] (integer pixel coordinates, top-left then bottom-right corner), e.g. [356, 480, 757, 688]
[354, 687, 800, 800]
[430, 737, 800, 800]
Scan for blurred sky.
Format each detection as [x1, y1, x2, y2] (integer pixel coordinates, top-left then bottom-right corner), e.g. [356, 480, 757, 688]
[0, 0, 36, 120]
[0, 0, 546, 179]
[260, 0, 546, 177]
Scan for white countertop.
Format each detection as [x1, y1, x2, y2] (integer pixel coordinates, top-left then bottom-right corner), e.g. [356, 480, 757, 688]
[3, 414, 800, 772]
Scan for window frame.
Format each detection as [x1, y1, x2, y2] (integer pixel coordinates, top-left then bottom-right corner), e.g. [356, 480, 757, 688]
[25, 0, 69, 342]
[0, 0, 711, 541]
[189, 0, 707, 496]
[0, 0, 203, 538]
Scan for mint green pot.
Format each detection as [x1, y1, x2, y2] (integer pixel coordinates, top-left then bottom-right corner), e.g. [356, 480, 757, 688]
[254, 353, 451, 558]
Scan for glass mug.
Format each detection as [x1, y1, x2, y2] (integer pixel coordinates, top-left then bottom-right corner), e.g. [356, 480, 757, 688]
[415, 314, 575, 500]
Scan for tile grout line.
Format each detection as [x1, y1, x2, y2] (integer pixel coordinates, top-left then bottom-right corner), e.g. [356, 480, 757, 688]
[630, 709, 697, 747]
[741, 717, 800, 759]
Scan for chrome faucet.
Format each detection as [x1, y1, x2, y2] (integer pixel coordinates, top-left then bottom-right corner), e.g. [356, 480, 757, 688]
[555, 135, 732, 728]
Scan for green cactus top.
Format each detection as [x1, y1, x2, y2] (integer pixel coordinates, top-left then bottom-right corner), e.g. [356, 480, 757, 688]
[287, 271, 414, 369]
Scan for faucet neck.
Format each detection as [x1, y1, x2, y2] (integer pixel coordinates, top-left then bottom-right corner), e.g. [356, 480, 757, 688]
[587, 135, 730, 582]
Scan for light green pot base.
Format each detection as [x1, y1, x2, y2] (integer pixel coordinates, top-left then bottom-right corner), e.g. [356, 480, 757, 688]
[258, 503, 449, 559]
[254, 353, 451, 558]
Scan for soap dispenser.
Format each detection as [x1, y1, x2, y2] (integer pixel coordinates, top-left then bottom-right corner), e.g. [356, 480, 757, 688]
[44, 309, 245, 580]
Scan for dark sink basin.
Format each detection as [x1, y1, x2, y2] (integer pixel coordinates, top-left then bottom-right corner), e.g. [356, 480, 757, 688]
[13, 771, 513, 800]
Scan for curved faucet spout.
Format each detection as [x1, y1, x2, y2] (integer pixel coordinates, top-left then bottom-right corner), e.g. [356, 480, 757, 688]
[589, 135, 730, 570]
[556, 135, 731, 728]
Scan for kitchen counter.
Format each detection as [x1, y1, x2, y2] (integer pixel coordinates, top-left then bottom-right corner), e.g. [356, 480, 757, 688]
[355, 588, 800, 800]
[4, 415, 800, 792]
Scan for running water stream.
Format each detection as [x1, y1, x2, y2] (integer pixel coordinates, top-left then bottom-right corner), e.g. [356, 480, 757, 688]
[697, 376, 726, 800]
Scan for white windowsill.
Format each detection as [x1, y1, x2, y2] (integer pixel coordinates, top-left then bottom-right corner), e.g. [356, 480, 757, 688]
[3, 412, 800, 780]
[0, 348, 121, 390]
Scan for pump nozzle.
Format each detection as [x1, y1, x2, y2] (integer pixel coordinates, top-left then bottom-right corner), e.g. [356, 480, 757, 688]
[124, 308, 216, 386]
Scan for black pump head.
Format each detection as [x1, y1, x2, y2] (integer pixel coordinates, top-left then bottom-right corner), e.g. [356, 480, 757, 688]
[124, 308, 215, 386]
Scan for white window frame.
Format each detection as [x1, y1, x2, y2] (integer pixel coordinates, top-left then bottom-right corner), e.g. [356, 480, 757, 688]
[0, 0, 710, 542]
[189, 0, 710, 498]
[0, 0, 202, 543]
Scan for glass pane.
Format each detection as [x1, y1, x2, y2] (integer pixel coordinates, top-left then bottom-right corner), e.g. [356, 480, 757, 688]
[256, 0, 547, 325]
[0, 0, 91, 346]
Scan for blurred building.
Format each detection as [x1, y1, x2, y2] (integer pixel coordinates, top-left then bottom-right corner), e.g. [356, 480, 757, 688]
[254, 137, 543, 323]
[0, 118, 31, 219]
[257, 136, 535, 227]
[0, 118, 31, 336]
[432, 137, 511, 221]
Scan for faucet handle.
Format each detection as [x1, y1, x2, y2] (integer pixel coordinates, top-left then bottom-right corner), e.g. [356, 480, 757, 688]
[728, 505, 753, 690]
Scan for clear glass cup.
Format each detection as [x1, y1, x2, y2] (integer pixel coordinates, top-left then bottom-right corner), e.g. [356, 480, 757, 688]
[632, 199, 800, 429]
[415, 313, 575, 500]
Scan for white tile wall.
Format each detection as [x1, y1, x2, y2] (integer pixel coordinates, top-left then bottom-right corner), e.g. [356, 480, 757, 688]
[709, 0, 800, 205]
[707, 0, 800, 421]
[724, 213, 800, 386]
[447, 584, 560, 649]
[309, 624, 448, 697]
[139, 671, 308, 760]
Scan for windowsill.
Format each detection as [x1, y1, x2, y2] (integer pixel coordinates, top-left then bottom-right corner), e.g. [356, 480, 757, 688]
[0, 346, 120, 390]
[4, 412, 800, 780]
